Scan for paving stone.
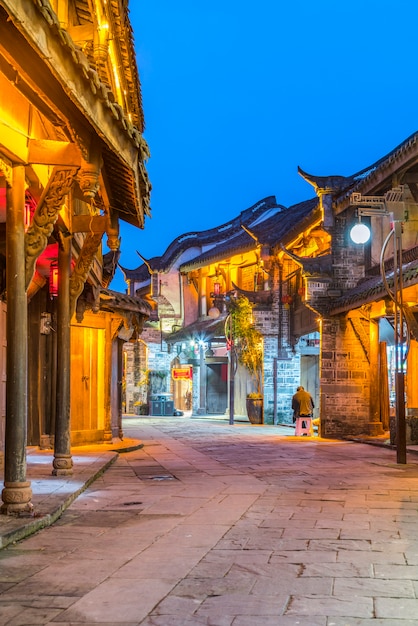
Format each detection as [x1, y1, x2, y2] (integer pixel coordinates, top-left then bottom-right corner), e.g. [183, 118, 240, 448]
[302, 562, 373, 578]
[233, 617, 326, 626]
[171, 573, 255, 599]
[375, 597, 418, 619]
[336, 550, 407, 565]
[373, 563, 418, 579]
[270, 550, 338, 564]
[140, 616, 233, 625]
[1, 605, 62, 625]
[285, 595, 373, 618]
[327, 617, 417, 626]
[196, 592, 288, 616]
[55, 578, 175, 623]
[251, 574, 332, 596]
[333, 576, 415, 597]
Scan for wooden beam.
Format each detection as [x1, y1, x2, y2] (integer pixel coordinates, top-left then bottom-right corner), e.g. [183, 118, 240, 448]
[28, 140, 81, 167]
[72, 215, 107, 234]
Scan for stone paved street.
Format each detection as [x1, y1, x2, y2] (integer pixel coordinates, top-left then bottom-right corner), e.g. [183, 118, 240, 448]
[1, 415, 418, 625]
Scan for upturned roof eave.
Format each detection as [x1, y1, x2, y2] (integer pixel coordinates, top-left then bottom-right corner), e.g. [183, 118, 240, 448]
[99, 287, 152, 317]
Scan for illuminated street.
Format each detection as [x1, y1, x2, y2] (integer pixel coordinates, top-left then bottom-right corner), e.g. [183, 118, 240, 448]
[1, 416, 418, 625]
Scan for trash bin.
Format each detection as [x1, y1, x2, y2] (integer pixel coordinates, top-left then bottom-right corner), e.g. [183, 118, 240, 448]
[149, 393, 174, 416]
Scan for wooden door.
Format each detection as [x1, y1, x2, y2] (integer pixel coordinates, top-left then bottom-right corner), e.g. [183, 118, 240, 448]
[71, 325, 105, 442]
[206, 362, 228, 414]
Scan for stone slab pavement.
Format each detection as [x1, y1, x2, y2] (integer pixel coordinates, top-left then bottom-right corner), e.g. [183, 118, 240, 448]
[0, 415, 418, 625]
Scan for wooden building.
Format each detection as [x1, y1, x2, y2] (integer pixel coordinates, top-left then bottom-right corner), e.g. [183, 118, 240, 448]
[0, 0, 151, 513]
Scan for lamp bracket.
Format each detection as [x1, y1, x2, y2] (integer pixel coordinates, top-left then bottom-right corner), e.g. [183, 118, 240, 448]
[350, 186, 412, 221]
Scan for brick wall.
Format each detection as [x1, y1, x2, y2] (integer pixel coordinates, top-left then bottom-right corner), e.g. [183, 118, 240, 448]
[320, 314, 370, 437]
[255, 299, 300, 424]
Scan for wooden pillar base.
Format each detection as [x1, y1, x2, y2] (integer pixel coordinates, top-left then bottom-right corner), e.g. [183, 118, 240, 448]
[52, 454, 73, 476]
[1, 481, 33, 515]
[368, 421, 384, 436]
[103, 429, 113, 443]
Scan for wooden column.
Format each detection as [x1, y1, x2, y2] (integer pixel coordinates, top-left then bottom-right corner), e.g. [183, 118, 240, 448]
[406, 339, 418, 409]
[117, 338, 124, 439]
[1, 164, 33, 514]
[52, 235, 73, 475]
[103, 315, 113, 442]
[379, 341, 390, 432]
[369, 320, 384, 435]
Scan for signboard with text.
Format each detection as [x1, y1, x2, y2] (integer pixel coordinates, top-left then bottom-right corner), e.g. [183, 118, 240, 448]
[172, 365, 193, 380]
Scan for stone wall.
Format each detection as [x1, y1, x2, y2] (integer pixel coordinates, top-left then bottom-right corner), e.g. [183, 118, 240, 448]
[256, 303, 301, 424]
[123, 327, 173, 414]
[320, 314, 370, 437]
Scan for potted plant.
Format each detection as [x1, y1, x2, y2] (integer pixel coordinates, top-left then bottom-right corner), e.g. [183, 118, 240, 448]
[227, 295, 264, 424]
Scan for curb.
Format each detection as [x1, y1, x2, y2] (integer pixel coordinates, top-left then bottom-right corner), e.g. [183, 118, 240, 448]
[110, 442, 144, 454]
[344, 436, 418, 457]
[0, 452, 119, 550]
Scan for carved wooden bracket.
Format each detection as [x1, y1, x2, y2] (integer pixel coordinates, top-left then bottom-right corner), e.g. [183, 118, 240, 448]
[111, 318, 124, 340]
[25, 166, 79, 289]
[0, 155, 13, 186]
[69, 231, 103, 317]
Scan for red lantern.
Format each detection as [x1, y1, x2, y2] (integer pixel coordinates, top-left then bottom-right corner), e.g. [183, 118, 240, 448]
[24, 197, 36, 230]
[213, 282, 221, 295]
[49, 261, 59, 298]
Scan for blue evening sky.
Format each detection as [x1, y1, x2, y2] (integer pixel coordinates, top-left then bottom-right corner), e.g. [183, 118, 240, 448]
[111, 0, 418, 291]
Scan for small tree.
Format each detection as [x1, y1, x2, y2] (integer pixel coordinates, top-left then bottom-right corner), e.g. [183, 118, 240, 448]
[227, 295, 263, 395]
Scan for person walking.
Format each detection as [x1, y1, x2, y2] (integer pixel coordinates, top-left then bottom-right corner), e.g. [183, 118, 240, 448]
[292, 385, 314, 426]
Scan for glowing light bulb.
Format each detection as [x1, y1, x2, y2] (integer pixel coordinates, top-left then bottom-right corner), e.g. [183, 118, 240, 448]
[350, 222, 371, 244]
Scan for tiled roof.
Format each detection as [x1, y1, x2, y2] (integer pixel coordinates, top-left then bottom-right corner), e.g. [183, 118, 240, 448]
[120, 196, 281, 278]
[180, 197, 319, 272]
[334, 131, 418, 209]
[99, 288, 152, 317]
[329, 255, 418, 315]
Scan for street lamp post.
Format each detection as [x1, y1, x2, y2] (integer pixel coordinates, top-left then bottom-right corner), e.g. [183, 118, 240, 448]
[225, 314, 235, 425]
[350, 188, 408, 464]
[197, 340, 207, 415]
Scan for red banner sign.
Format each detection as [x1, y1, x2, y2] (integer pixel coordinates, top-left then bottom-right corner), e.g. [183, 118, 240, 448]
[172, 366, 193, 380]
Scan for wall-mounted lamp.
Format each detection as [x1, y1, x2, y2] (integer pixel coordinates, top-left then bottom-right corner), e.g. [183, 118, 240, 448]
[350, 220, 371, 245]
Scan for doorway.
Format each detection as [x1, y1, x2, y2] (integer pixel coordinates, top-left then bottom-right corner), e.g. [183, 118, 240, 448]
[206, 361, 228, 414]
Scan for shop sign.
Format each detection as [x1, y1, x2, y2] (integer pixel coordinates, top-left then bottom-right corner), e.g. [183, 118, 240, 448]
[172, 365, 193, 380]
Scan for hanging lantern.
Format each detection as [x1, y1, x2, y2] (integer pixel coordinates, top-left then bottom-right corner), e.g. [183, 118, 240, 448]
[24, 197, 36, 230]
[213, 282, 221, 295]
[24, 203, 32, 230]
[49, 260, 59, 298]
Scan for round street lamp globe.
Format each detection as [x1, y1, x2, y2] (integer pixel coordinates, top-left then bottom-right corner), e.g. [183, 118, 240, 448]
[350, 222, 371, 244]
